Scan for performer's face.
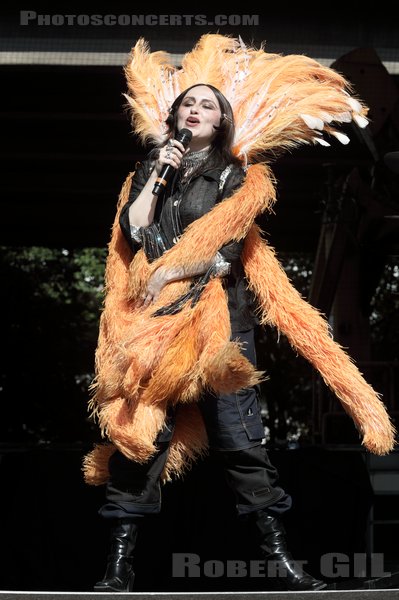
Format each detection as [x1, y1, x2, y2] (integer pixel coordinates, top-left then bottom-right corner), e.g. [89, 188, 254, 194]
[177, 85, 222, 149]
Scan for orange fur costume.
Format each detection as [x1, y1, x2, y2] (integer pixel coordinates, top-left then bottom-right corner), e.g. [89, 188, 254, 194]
[83, 35, 396, 486]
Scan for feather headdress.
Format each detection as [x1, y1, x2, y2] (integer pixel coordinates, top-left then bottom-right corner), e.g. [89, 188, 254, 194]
[123, 33, 368, 161]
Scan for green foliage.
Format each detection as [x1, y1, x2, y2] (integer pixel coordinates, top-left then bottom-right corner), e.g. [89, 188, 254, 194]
[370, 255, 399, 360]
[256, 252, 315, 447]
[0, 246, 106, 444]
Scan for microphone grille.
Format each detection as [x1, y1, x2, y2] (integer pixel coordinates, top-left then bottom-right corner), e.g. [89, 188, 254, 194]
[177, 128, 193, 146]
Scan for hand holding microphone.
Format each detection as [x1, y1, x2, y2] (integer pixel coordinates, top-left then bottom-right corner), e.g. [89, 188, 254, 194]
[152, 128, 192, 196]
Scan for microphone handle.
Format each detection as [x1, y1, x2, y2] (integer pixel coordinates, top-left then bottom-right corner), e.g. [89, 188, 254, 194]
[152, 129, 192, 196]
[152, 165, 174, 196]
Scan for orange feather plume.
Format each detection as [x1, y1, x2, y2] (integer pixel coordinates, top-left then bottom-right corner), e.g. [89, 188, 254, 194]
[123, 34, 368, 162]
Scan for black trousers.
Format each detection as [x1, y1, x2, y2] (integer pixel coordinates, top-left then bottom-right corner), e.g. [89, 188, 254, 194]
[100, 329, 291, 519]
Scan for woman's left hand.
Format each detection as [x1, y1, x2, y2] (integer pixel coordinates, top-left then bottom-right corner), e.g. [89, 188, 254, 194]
[140, 268, 169, 307]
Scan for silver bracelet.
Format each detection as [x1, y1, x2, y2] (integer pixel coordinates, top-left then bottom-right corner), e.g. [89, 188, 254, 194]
[218, 164, 233, 195]
[130, 224, 142, 244]
[213, 251, 231, 277]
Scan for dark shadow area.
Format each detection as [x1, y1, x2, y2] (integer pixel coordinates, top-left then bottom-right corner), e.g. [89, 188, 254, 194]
[0, 445, 377, 592]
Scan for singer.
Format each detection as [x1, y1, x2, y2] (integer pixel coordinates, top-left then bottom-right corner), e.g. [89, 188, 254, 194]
[84, 35, 395, 594]
[123, 84, 246, 310]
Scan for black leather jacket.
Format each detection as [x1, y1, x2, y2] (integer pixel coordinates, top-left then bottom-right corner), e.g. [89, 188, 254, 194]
[119, 158, 258, 332]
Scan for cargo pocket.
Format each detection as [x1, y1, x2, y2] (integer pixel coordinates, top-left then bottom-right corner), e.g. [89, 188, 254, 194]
[235, 387, 265, 441]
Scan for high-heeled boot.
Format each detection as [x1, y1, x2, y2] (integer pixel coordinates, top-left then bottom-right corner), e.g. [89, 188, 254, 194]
[252, 510, 327, 591]
[94, 518, 139, 592]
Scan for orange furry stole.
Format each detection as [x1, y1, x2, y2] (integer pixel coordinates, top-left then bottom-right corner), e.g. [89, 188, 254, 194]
[83, 164, 396, 486]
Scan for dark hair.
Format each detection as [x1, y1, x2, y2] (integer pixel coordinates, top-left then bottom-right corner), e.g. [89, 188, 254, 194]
[163, 83, 242, 170]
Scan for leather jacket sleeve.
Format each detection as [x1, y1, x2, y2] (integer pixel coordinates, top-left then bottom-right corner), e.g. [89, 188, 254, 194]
[119, 160, 153, 253]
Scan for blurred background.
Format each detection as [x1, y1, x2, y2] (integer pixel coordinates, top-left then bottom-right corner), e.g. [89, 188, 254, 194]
[0, 2, 398, 592]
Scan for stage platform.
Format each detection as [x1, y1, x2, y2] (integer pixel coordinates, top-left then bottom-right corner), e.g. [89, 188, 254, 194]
[2, 588, 399, 600]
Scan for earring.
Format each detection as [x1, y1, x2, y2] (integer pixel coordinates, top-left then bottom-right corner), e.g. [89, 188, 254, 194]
[221, 113, 233, 124]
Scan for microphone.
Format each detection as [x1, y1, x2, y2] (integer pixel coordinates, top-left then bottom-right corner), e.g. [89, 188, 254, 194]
[152, 128, 193, 196]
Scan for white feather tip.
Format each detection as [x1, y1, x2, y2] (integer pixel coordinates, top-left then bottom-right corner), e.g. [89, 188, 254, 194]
[347, 97, 363, 113]
[301, 114, 324, 130]
[314, 137, 331, 147]
[332, 131, 350, 145]
[353, 114, 369, 128]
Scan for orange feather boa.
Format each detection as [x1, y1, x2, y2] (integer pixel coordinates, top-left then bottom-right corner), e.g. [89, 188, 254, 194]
[83, 163, 396, 485]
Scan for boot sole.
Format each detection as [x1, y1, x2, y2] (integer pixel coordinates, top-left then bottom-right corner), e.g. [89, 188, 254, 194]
[94, 573, 135, 593]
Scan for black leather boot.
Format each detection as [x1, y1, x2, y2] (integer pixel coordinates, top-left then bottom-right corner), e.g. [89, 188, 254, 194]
[94, 518, 139, 592]
[252, 510, 327, 591]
